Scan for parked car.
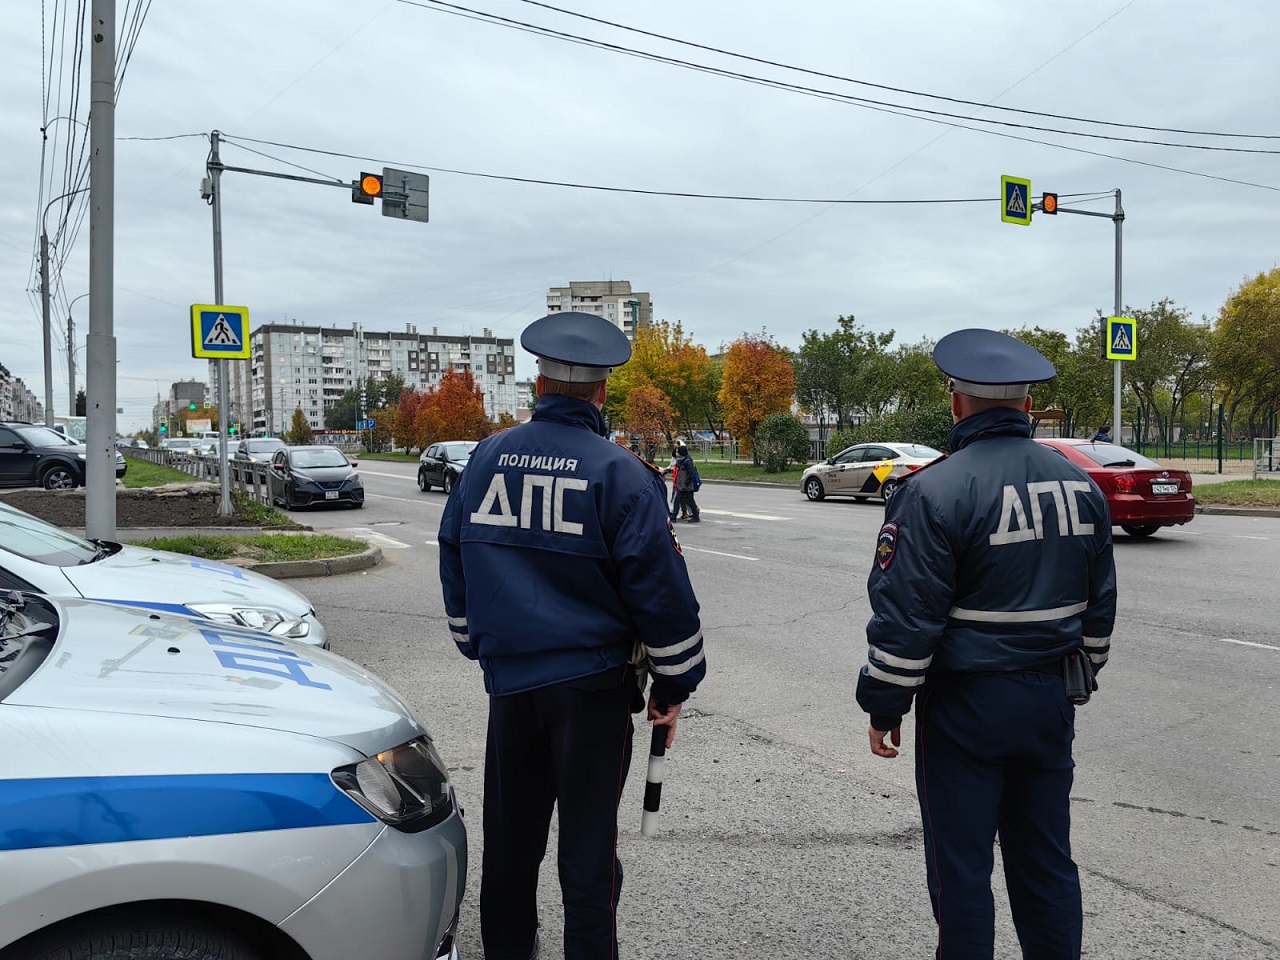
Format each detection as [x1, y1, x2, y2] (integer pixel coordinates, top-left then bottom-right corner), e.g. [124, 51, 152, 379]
[0, 497, 328, 647]
[161, 436, 199, 456]
[418, 441, 478, 495]
[269, 445, 365, 510]
[0, 591, 466, 960]
[234, 436, 288, 464]
[800, 442, 942, 503]
[1035, 438, 1195, 537]
[0, 421, 127, 489]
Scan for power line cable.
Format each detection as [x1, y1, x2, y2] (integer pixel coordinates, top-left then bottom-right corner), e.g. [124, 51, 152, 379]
[513, 0, 1277, 141]
[397, 0, 1280, 156]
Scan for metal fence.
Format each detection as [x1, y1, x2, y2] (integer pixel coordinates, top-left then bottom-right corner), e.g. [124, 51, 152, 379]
[1253, 438, 1280, 480]
[122, 449, 273, 506]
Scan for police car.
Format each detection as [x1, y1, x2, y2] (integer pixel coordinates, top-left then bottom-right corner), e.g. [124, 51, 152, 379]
[0, 591, 467, 960]
[0, 498, 327, 647]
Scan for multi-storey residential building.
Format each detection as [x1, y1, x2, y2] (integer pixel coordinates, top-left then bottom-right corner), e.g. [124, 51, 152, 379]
[1, 364, 44, 422]
[545, 280, 652, 340]
[242, 323, 519, 435]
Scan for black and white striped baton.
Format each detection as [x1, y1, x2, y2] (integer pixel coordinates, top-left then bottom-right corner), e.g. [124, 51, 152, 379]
[641, 702, 668, 837]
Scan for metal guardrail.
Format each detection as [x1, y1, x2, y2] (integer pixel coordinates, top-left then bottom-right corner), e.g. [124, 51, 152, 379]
[122, 450, 274, 506]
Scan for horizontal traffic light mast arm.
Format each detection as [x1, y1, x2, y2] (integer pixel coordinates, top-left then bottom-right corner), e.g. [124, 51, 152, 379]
[1035, 203, 1120, 221]
[216, 163, 352, 190]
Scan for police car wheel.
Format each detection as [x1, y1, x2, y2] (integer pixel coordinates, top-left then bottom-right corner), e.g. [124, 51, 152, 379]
[1121, 524, 1159, 538]
[19, 916, 264, 960]
[41, 465, 77, 490]
[803, 476, 825, 501]
[880, 479, 898, 502]
[418, 469, 431, 492]
[442, 473, 454, 495]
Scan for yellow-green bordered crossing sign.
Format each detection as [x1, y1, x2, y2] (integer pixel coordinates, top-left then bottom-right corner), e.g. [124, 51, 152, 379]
[191, 304, 250, 359]
[1001, 175, 1032, 225]
[1105, 316, 1137, 361]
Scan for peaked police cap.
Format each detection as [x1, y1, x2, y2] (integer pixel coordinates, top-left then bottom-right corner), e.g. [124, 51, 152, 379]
[933, 328, 1056, 400]
[521, 311, 633, 383]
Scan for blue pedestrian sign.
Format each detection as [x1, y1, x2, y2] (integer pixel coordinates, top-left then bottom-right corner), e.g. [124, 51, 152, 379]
[357, 418, 377, 430]
[1105, 317, 1137, 361]
[1000, 175, 1032, 226]
[190, 304, 250, 359]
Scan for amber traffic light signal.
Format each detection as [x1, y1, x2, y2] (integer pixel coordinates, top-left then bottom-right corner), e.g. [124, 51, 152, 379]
[352, 172, 382, 205]
[1041, 192, 1058, 215]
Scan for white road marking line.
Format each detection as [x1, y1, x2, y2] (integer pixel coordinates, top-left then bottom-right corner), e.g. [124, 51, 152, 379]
[682, 545, 758, 561]
[1218, 638, 1280, 652]
[368, 493, 442, 506]
[356, 468, 417, 480]
[345, 527, 412, 549]
[425, 539, 438, 546]
[1232, 535, 1270, 541]
[698, 509, 791, 521]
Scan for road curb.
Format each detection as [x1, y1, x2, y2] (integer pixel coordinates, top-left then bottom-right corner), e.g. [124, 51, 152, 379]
[1193, 504, 1280, 518]
[241, 545, 384, 580]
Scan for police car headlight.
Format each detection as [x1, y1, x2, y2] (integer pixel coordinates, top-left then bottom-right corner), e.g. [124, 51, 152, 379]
[331, 736, 453, 831]
[188, 603, 311, 639]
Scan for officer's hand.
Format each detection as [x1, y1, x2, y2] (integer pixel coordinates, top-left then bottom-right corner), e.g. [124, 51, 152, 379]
[868, 725, 901, 759]
[649, 697, 682, 749]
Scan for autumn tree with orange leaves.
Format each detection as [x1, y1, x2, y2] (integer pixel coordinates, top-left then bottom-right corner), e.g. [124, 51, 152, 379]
[415, 369, 491, 447]
[622, 384, 676, 462]
[606, 320, 716, 439]
[719, 332, 796, 463]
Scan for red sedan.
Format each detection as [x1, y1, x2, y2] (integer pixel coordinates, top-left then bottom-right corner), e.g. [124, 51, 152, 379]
[1035, 438, 1195, 538]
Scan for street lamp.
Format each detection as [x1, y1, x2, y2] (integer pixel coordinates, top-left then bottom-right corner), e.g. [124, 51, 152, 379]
[66, 292, 90, 415]
[39, 186, 89, 426]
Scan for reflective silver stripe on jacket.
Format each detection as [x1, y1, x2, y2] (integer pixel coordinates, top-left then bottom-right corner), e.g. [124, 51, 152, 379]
[866, 663, 927, 687]
[650, 649, 706, 676]
[647, 630, 703, 659]
[448, 615, 468, 643]
[1083, 633, 1111, 664]
[869, 644, 933, 671]
[448, 616, 467, 628]
[947, 601, 1089, 623]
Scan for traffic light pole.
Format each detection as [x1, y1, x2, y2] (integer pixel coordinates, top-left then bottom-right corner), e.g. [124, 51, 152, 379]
[1042, 189, 1124, 439]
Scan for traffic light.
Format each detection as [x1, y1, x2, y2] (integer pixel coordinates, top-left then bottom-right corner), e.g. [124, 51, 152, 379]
[159, 423, 167, 435]
[352, 172, 382, 205]
[1041, 192, 1058, 215]
[189, 402, 197, 411]
[228, 424, 237, 435]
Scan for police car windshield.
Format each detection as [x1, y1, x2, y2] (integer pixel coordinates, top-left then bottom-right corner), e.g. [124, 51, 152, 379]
[0, 502, 99, 566]
[1074, 443, 1164, 470]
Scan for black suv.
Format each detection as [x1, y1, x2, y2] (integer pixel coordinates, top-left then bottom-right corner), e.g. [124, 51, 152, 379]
[0, 422, 128, 490]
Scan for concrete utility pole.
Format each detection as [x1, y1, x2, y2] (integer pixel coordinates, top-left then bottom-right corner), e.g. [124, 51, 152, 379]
[207, 131, 233, 515]
[85, 0, 117, 539]
[67, 292, 90, 415]
[39, 230, 53, 427]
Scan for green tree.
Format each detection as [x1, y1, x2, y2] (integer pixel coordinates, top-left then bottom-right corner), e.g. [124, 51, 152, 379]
[793, 316, 894, 431]
[1212, 268, 1280, 437]
[285, 408, 314, 445]
[74, 389, 86, 416]
[754, 413, 811, 472]
[1117, 300, 1212, 449]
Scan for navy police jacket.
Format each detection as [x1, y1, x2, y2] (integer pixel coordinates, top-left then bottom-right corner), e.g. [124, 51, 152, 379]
[438, 394, 707, 704]
[855, 407, 1117, 732]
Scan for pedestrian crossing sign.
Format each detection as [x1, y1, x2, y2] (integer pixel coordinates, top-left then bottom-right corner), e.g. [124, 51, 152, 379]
[1105, 316, 1137, 361]
[1001, 175, 1032, 226]
[190, 304, 251, 359]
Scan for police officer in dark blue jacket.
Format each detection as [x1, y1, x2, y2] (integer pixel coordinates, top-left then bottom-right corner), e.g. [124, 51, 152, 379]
[439, 311, 707, 960]
[855, 329, 1117, 960]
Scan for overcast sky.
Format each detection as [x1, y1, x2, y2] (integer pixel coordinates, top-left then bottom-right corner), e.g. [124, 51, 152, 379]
[3, 0, 1277, 430]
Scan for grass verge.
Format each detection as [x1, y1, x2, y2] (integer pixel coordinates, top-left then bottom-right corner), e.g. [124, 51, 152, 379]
[231, 492, 300, 527]
[127, 533, 369, 562]
[121, 456, 193, 488]
[692, 460, 806, 485]
[358, 451, 418, 462]
[1191, 478, 1280, 507]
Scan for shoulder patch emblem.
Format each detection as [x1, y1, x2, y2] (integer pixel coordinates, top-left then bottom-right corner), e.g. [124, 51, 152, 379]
[875, 521, 899, 571]
[668, 517, 683, 556]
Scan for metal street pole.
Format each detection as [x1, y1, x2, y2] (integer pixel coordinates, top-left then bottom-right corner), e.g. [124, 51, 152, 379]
[67, 292, 90, 415]
[208, 131, 233, 516]
[85, 0, 117, 540]
[39, 231, 53, 427]
[1042, 189, 1124, 438]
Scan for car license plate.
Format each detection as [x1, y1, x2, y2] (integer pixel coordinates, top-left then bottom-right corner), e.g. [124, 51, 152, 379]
[325, 490, 339, 500]
[1151, 483, 1179, 495]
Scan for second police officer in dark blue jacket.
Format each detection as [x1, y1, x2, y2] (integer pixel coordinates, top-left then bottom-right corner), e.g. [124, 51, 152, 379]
[439, 311, 707, 960]
[855, 329, 1117, 960]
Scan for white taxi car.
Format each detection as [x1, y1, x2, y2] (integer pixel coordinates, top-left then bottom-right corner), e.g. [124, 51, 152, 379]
[800, 442, 943, 503]
[0, 592, 467, 960]
[0, 498, 327, 647]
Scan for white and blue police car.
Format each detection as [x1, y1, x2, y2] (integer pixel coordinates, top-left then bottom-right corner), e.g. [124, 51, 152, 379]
[0, 498, 328, 648]
[0, 591, 467, 960]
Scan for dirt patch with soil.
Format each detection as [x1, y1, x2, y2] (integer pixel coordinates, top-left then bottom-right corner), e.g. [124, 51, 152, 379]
[0, 483, 299, 529]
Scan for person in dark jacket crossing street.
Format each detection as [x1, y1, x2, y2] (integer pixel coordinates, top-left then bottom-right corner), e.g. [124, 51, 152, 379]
[855, 328, 1117, 960]
[670, 444, 700, 523]
[439, 311, 707, 960]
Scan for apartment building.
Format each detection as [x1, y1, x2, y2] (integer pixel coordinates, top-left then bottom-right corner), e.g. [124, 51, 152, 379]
[545, 280, 652, 340]
[0, 363, 44, 422]
[240, 322, 519, 435]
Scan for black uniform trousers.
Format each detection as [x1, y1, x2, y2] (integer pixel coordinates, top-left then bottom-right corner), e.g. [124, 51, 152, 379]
[481, 669, 635, 960]
[915, 670, 1081, 960]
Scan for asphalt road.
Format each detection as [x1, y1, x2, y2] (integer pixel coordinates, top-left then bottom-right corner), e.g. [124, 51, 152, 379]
[292, 460, 1280, 959]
